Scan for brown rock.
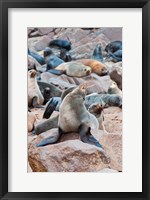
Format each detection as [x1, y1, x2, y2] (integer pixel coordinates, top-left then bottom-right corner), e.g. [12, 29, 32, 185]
[28, 35, 51, 51]
[28, 112, 36, 132]
[28, 129, 110, 172]
[100, 133, 122, 171]
[103, 107, 122, 134]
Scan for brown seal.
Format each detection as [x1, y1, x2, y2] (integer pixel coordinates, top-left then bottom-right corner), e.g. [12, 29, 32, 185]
[48, 62, 91, 77]
[76, 59, 108, 76]
[28, 69, 44, 108]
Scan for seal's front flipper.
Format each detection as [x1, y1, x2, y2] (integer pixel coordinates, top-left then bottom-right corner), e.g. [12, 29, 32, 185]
[79, 123, 103, 149]
[43, 98, 59, 119]
[48, 69, 65, 75]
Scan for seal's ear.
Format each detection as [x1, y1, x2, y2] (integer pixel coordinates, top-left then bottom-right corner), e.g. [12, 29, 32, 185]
[79, 82, 87, 94]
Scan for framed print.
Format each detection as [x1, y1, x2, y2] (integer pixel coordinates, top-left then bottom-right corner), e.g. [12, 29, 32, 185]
[0, 0, 150, 199]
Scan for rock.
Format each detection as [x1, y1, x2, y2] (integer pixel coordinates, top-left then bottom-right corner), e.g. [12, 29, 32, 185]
[28, 129, 110, 172]
[70, 33, 109, 60]
[96, 28, 122, 42]
[28, 112, 36, 132]
[28, 35, 51, 51]
[109, 62, 122, 89]
[28, 28, 54, 37]
[103, 107, 122, 134]
[41, 72, 112, 93]
[99, 133, 122, 171]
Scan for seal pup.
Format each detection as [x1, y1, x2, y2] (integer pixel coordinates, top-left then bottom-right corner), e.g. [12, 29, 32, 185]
[28, 69, 44, 108]
[92, 44, 104, 62]
[43, 47, 64, 70]
[49, 39, 71, 50]
[36, 83, 104, 149]
[76, 59, 108, 76]
[88, 103, 109, 134]
[48, 62, 91, 77]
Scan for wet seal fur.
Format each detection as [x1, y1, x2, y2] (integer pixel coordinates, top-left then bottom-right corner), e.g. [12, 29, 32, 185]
[49, 39, 71, 50]
[105, 41, 122, 62]
[43, 47, 64, 70]
[28, 69, 44, 108]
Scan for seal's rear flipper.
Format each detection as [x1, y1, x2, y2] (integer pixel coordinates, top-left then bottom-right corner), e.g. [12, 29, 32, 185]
[36, 128, 63, 147]
[43, 98, 59, 119]
[79, 123, 103, 149]
[48, 69, 65, 75]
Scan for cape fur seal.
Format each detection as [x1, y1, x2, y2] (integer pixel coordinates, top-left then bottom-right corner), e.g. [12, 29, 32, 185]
[105, 41, 122, 62]
[28, 49, 45, 65]
[108, 81, 122, 96]
[36, 83, 104, 149]
[43, 47, 64, 70]
[28, 69, 44, 108]
[59, 49, 72, 62]
[48, 62, 91, 77]
[92, 44, 104, 62]
[76, 59, 108, 76]
[49, 39, 71, 50]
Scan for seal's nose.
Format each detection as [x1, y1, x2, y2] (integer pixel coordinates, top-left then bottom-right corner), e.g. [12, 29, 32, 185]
[86, 70, 91, 75]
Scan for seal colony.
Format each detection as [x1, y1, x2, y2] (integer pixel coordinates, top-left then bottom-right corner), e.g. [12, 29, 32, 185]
[28, 27, 122, 172]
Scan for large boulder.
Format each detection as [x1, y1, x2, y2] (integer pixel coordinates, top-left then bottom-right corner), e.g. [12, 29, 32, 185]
[103, 107, 122, 134]
[41, 72, 112, 93]
[28, 129, 110, 172]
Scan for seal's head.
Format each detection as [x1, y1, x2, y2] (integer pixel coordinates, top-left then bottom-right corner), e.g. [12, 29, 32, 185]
[28, 69, 36, 78]
[88, 102, 105, 115]
[43, 47, 53, 57]
[100, 66, 108, 76]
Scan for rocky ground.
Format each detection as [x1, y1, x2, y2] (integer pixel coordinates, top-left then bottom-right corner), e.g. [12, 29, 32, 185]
[28, 27, 122, 172]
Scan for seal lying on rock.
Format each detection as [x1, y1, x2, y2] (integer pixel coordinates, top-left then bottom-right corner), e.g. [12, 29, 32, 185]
[76, 59, 108, 76]
[49, 39, 71, 50]
[48, 62, 91, 77]
[43, 47, 64, 70]
[36, 83, 104, 149]
[28, 49, 45, 65]
[28, 69, 44, 108]
[105, 41, 122, 62]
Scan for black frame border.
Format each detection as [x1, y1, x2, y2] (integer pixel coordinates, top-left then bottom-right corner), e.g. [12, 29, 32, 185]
[0, 0, 150, 200]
